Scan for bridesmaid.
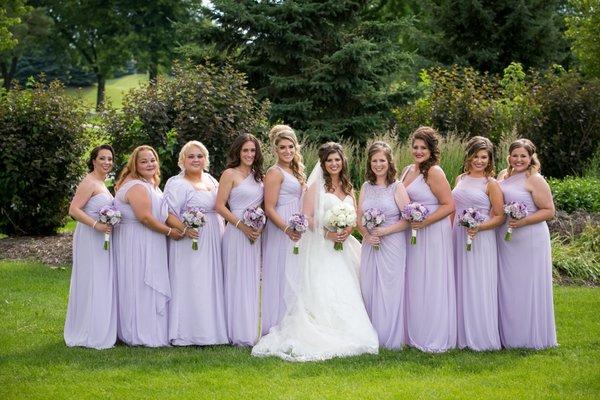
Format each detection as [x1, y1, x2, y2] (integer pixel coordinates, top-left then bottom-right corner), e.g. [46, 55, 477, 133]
[216, 134, 265, 346]
[64, 145, 117, 349]
[452, 136, 504, 351]
[497, 139, 557, 349]
[357, 141, 410, 349]
[400, 126, 457, 353]
[164, 141, 228, 346]
[261, 125, 305, 335]
[113, 145, 183, 347]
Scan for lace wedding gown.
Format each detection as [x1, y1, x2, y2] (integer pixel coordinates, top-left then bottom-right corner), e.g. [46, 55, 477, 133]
[252, 164, 379, 362]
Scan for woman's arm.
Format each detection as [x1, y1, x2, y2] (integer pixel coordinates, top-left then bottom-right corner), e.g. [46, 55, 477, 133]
[68, 178, 110, 234]
[467, 179, 505, 236]
[374, 183, 410, 236]
[412, 166, 455, 230]
[215, 169, 259, 242]
[127, 185, 182, 239]
[509, 174, 555, 229]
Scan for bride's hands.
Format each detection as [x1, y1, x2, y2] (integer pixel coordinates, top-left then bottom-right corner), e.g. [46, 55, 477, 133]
[325, 227, 351, 243]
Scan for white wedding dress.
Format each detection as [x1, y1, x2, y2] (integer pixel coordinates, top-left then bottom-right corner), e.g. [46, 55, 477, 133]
[252, 163, 379, 362]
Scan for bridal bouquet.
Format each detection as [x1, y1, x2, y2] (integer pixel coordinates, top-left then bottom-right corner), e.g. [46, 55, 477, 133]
[362, 208, 386, 250]
[288, 213, 308, 254]
[503, 201, 528, 241]
[243, 206, 266, 244]
[325, 203, 357, 251]
[98, 205, 122, 250]
[401, 202, 429, 245]
[181, 207, 206, 250]
[458, 208, 486, 251]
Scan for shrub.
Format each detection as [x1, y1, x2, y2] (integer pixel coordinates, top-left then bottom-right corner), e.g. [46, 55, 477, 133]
[548, 177, 600, 213]
[552, 225, 600, 284]
[525, 71, 600, 178]
[0, 81, 87, 235]
[104, 62, 270, 180]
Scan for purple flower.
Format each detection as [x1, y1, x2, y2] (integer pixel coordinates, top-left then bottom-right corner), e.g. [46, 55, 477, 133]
[458, 207, 486, 251]
[401, 202, 429, 245]
[503, 201, 528, 241]
[288, 213, 308, 254]
[243, 206, 267, 243]
[181, 207, 207, 250]
[362, 208, 386, 250]
[97, 205, 122, 250]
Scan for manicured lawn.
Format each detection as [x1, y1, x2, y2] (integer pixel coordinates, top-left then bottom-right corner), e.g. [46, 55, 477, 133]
[1, 260, 599, 399]
[65, 74, 148, 111]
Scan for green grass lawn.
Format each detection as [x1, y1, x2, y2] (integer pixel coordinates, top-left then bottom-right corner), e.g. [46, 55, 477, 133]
[1, 260, 599, 399]
[65, 74, 148, 111]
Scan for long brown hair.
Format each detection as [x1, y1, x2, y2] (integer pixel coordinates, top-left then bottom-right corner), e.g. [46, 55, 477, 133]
[115, 145, 161, 190]
[411, 126, 441, 181]
[87, 144, 115, 173]
[318, 142, 352, 195]
[365, 141, 397, 186]
[225, 133, 264, 182]
[463, 136, 495, 177]
[269, 124, 306, 184]
[506, 138, 541, 177]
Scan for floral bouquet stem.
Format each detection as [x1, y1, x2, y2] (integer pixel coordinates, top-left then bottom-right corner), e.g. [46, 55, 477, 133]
[503, 202, 528, 242]
[402, 203, 429, 246]
[98, 205, 122, 251]
[182, 207, 206, 251]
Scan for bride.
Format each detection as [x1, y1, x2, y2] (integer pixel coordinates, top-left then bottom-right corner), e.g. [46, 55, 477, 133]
[252, 142, 379, 361]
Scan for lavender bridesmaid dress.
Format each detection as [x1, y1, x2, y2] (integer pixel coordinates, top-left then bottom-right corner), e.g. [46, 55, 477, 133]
[403, 167, 457, 352]
[452, 175, 501, 351]
[497, 172, 557, 349]
[114, 180, 170, 347]
[64, 193, 117, 349]
[164, 174, 228, 346]
[222, 174, 264, 346]
[261, 167, 302, 335]
[359, 181, 407, 349]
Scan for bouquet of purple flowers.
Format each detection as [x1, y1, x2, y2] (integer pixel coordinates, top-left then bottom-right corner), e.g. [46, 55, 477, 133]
[401, 202, 429, 245]
[98, 205, 122, 250]
[503, 201, 528, 241]
[243, 206, 267, 244]
[458, 208, 486, 251]
[181, 207, 206, 250]
[288, 213, 308, 254]
[362, 208, 386, 250]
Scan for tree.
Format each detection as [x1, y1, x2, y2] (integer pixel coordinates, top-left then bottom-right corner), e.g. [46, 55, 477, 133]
[566, 0, 600, 78]
[0, 3, 53, 90]
[0, 0, 26, 53]
[422, 0, 569, 73]
[125, 0, 192, 83]
[36, 0, 132, 110]
[205, 0, 409, 142]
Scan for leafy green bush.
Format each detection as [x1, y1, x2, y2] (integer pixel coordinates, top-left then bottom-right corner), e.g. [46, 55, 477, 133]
[548, 177, 600, 213]
[104, 62, 270, 180]
[552, 225, 600, 284]
[0, 81, 87, 235]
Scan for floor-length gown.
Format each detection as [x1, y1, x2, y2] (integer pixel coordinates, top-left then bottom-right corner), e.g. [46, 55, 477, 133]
[164, 174, 228, 346]
[222, 174, 264, 346]
[359, 181, 407, 349]
[261, 167, 302, 335]
[252, 188, 379, 362]
[114, 180, 170, 347]
[452, 175, 501, 351]
[403, 168, 456, 352]
[64, 193, 117, 349]
[497, 172, 557, 349]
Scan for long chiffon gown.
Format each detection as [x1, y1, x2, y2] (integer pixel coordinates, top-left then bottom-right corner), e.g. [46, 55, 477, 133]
[359, 181, 407, 349]
[403, 167, 457, 352]
[261, 167, 302, 335]
[164, 174, 228, 346]
[64, 192, 117, 349]
[114, 179, 170, 347]
[222, 174, 264, 346]
[452, 175, 501, 351]
[497, 171, 557, 349]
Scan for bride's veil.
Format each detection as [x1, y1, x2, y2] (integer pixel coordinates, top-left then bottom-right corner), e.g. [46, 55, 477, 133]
[282, 162, 326, 314]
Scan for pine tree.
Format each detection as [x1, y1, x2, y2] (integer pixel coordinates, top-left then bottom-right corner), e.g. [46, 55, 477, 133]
[206, 0, 408, 141]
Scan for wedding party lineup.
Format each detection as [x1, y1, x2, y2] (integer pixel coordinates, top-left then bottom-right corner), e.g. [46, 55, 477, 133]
[64, 125, 556, 361]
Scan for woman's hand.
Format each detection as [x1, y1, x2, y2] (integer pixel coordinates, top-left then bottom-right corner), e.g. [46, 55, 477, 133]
[508, 218, 528, 229]
[466, 226, 479, 237]
[184, 227, 198, 239]
[94, 222, 111, 234]
[364, 233, 381, 246]
[411, 220, 429, 230]
[370, 226, 389, 237]
[168, 228, 184, 240]
[240, 223, 260, 242]
[285, 227, 302, 242]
